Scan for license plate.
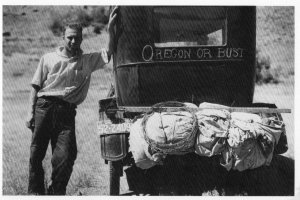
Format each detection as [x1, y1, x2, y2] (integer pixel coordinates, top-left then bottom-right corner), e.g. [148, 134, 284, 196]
[97, 121, 132, 135]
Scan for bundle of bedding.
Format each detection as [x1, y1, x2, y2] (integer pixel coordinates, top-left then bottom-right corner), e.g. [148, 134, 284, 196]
[129, 102, 286, 171]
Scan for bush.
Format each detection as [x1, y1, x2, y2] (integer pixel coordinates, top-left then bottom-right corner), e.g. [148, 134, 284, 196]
[90, 6, 109, 24]
[255, 49, 279, 84]
[92, 22, 106, 34]
[49, 6, 110, 36]
[89, 6, 109, 34]
[61, 9, 92, 28]
[49, 8, 92, 36]
[49, 16, 63, 36]
[71, 9, 92, 27]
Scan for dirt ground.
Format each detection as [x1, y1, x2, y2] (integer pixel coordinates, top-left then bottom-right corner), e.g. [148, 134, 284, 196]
[2, 6, 295, 195]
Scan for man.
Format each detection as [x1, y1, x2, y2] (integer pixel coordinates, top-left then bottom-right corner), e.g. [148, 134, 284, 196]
[25, 7, 118, 195]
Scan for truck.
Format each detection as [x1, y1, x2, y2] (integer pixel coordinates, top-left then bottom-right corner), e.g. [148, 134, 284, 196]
[97, 6, 289, 195]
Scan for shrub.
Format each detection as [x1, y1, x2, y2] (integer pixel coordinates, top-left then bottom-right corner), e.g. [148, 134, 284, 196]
[3, 32, 11, 37]
[49, 8, 92, 36]
[89, 6, 109, 34]
[255, 49, 279, 84]
[72, 9, 92, 27]
[61, 9, 92, 28]
[92, 22, 106, 34]
[90, 6, 109, 24]
[49, 6, 111, 36]
[49, 16, 63, 36]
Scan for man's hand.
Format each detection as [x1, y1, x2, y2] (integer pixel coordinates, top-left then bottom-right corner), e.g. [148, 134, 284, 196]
[107, 6, 119, 59]
[25, 112, 35, 132]
[26, 86, 39, 132]
[107, 6, 119, 34]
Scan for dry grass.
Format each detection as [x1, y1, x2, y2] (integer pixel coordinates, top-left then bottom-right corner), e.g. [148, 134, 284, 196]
[2, 6, 294, 195]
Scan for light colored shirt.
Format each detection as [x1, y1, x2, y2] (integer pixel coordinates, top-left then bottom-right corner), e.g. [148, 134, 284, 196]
[31, 47, 108, 105]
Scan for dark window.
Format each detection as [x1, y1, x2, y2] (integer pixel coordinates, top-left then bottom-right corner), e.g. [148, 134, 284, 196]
[153, 7, 227, 47]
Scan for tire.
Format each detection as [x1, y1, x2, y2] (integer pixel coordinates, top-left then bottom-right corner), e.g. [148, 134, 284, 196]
[109, 160, 122, 195]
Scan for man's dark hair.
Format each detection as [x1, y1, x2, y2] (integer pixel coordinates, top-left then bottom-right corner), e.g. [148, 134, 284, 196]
[62, 22, 83, 35]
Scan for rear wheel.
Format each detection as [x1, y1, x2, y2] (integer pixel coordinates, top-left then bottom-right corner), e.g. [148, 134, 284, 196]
[109, 160, 123, 195]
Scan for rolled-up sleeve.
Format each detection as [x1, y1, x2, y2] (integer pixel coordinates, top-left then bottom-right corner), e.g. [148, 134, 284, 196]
[89, 48, 109, 72]
[31, 56, 48, 88]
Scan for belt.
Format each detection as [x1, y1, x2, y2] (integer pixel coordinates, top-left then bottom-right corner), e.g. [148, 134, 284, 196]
[40, 96, 77, 109]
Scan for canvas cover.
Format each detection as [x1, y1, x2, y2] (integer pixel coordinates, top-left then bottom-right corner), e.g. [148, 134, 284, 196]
[195, 102, 285, 171]
[130, 102, 285, 171]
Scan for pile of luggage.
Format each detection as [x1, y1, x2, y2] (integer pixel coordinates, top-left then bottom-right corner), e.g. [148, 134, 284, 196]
[129, 102, 286, 171]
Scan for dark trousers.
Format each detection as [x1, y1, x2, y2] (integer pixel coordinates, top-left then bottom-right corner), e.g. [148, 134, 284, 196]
[28, 96, 77, 195]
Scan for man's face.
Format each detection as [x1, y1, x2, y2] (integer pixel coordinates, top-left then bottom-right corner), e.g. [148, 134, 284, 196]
[63, 28, 83, 52]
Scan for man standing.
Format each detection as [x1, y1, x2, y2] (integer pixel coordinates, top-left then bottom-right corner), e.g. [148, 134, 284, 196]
[25, 7, 118, 195]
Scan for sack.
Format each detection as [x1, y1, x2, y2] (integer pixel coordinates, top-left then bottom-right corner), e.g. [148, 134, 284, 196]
[142, 102, 197, 156]
[129, 102, 198, 168]
[129, 118, 157, 169]
[252, 103, 288, 154]
[221, 117, 284, 171]
[221, 138, 271, 171]
[231, 112, 262, 123]
[195, 109, 231, 156]
[261, 113, 288, 154]
[195, 102, 286, 171]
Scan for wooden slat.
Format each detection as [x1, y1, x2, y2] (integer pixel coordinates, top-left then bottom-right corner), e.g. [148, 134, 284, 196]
[119, 106, 291, 113]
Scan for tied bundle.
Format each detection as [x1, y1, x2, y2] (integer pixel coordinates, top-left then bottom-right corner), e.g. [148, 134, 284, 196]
[129, 102, 198, 169]
[142, 102, 198, 160]
[129, 102, 286, 171]
[195, 103, 285, 171]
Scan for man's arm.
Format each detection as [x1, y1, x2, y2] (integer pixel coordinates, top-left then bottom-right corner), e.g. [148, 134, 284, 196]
[90, 7, 118, 72]
[25, 85, 40, 131]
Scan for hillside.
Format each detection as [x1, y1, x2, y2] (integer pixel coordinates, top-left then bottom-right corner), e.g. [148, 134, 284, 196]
[256, 7, 294, 79]
[3, 6, 295, 76]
